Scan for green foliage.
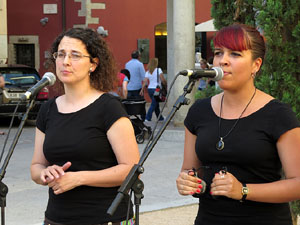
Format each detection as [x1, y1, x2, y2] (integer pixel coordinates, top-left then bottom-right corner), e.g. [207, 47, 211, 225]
[210, 0, 300, 218]
[254, 0, 300, 120]
[195, 85, 223, 99]
[211, 0, 256, 29]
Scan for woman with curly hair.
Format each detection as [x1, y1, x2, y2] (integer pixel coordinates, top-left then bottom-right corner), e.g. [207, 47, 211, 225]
[30, 27, 139, 225]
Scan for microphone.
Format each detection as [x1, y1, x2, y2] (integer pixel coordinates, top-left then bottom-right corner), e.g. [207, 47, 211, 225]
[180, 67, 224, 81]
[20, 72, 56, 101]
[188, 168, 207, 198]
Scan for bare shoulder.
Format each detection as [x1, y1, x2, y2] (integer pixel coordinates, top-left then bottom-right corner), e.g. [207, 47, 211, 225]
[255, 89, 274, 107]
[55, 95, 65, 107]
[211, 92, 223, 116]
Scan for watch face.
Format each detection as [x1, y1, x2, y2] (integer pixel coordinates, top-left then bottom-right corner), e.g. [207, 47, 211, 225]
[242, 187, 249, 194]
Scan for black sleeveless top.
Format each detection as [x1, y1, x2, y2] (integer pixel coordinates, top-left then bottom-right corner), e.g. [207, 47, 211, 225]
[184, 97, 300, 225]
[36, 94, 132, 225]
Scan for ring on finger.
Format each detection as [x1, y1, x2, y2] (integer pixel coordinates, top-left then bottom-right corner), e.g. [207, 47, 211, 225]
[219, 169, 226, 178]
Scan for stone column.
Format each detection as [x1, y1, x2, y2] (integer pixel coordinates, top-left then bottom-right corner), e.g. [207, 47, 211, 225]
[167, 0, 195, 126]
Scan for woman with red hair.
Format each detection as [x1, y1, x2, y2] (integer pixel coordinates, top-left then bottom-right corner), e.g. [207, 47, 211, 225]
[176, 24, 300, 225]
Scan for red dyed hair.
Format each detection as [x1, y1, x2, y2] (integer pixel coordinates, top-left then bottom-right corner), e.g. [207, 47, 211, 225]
[213, 24, 266, 62]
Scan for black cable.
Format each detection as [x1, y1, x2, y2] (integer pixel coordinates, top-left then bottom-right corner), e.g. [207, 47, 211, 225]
[125, 189, 133, 225]
[143, 72, 181, 155]
[0, 102, 21, 163]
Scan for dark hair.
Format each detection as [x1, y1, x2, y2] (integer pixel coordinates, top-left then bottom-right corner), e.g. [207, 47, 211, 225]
[131, 50, 140, 59]
[213, 24, 266, 68]
[120, 69, 130, 80]
[49, 27, 117, 92]
[200, 59, 209, 69]
[208, 56, 214, 65]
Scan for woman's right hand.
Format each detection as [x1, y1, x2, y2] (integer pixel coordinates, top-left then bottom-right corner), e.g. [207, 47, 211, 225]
[176, 170, 204, 196]
[40, 162, 71, 184]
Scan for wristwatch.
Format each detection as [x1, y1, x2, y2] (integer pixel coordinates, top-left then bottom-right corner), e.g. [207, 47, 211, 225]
[240, 183, 249, 202]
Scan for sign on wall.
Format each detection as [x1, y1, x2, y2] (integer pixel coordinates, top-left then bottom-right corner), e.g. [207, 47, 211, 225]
[138, 39, 149, 64]
[43, 4, 58, 14]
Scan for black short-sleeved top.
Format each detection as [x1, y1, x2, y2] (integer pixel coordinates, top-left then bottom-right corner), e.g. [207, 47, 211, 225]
[36, 93, 132, 225]
[184, 97, 300, 225]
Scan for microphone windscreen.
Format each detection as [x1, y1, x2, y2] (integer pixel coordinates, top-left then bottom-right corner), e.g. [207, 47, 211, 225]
[43, 72, 56, 86]
[212, 67, 223, 81]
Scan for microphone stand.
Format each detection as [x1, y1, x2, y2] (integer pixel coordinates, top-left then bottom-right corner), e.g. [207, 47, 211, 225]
[107, 77, 197, 225]
[0, 99, 35, 225]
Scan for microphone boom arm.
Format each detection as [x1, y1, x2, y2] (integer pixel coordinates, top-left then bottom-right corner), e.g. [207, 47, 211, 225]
[107, 77, 197, 224]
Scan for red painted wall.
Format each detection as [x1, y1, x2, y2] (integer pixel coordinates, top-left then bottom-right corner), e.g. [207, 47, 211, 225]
[89, 1, 167, 70]
[195, 0, 215, 60]
[89, 0, 213, 69]
[7, 0, 84, 76]
[7, 0, 213, 72]
[7, 0, 214, 97]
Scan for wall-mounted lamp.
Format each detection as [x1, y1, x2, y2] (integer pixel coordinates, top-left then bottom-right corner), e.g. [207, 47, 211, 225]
[155, 30, 167, 36]
[40, 17, 49, 26]
[97, 26, 108, 37]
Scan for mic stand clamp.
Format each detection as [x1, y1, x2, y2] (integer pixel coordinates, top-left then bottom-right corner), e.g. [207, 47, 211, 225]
[107, 77, 197, 225]
[0, 99, 35, 225]
[107, 165, 144, 219]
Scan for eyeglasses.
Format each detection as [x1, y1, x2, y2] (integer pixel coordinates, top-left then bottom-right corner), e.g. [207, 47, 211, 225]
[53, 51, 92, 61]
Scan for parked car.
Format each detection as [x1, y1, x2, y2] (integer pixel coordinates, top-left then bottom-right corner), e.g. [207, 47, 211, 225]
[0, 64, 49, 121]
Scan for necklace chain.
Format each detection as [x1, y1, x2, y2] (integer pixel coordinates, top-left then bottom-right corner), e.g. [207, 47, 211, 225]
[216, 88, 257, 150]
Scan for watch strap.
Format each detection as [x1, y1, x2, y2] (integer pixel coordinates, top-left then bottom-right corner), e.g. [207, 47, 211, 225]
[240, 183, 248, 202]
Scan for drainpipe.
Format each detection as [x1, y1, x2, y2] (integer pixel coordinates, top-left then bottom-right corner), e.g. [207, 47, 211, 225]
[62, 0, 66, 31]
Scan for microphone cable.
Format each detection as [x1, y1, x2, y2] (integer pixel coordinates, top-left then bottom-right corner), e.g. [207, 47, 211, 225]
[0, 102, 21, 163]
[142, 72, 181, 156]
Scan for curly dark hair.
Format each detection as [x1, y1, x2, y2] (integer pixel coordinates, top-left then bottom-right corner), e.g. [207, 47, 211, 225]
[49, 27, 117, 92]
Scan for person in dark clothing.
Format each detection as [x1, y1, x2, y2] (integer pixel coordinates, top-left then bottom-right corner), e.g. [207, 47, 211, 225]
[176, 23, 300, 225]
[30, 27, 139, 225]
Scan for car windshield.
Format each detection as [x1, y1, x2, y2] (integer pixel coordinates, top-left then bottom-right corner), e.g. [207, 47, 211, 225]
[0, 69, 40, 86]
[4, 74, 38, 85]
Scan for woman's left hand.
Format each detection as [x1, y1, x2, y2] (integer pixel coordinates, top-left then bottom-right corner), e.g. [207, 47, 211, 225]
[47, 171, 80, 195]
[210, 171, 243, 200]
[139, 88, 144, 96]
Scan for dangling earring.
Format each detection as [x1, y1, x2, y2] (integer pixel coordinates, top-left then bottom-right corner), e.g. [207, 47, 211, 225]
[251, 72, 257, 79]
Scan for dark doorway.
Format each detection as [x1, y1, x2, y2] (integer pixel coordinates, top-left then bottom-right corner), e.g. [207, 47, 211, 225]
[155, 36, 167, 73]
[15, 44, 35, 68]
[195, 32, 207, 60]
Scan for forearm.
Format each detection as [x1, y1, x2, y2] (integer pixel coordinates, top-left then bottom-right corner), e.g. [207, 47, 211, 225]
[160, 74, 167, 85]
[0, 77, 4, 88]
[141, 79, 148, 89]
[123, 90, 128, 99]
[122, 82, 128, 99]
[76, 163, 135, 187]
[246, 178, 300, 203]
[31, 164, 47, 185]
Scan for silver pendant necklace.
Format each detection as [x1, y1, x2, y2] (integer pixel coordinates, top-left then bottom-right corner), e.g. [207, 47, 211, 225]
[216, 88, 257, 151]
